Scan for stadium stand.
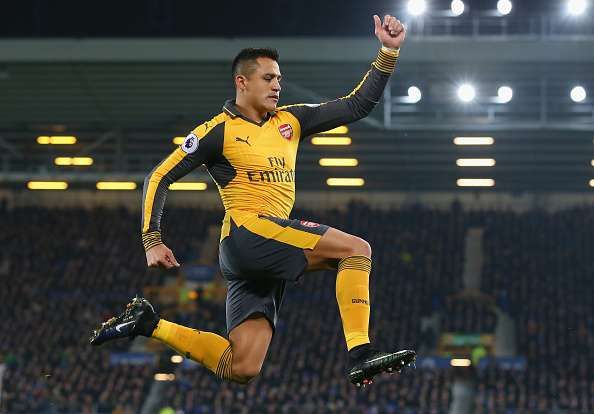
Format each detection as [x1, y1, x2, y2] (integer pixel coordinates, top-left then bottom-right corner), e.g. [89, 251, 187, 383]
[0, 203, 462, 413]
[476, 208, 594, 413]
[0, 206, 220, 413]
[2, 203, 593, 413]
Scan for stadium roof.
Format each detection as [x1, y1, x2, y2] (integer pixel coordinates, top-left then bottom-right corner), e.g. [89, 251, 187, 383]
[0, 36, 593, 192]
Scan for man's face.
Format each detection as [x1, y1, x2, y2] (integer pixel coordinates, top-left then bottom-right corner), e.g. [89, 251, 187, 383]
[239, 57, 282, 113]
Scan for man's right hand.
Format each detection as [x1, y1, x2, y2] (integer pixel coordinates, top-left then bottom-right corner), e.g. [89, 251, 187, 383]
[146, 244, 180, 269]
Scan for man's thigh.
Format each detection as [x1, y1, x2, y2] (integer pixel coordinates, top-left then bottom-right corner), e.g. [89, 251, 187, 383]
[304, 227, 371, 271]
[224, 214, 366, 273]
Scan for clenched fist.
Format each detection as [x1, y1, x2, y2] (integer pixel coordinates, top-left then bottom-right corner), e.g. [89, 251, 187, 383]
[146, 243, 180, 269]
[373, 14, 406, 49]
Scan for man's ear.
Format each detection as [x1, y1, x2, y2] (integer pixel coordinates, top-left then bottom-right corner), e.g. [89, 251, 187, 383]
[235, 74, 247, 92]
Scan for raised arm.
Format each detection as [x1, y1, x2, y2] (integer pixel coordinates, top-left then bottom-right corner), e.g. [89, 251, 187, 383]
[281, 14, 406, 138]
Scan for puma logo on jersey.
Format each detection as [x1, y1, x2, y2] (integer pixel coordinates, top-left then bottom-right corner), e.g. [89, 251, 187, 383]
[235, 136, 251, 146]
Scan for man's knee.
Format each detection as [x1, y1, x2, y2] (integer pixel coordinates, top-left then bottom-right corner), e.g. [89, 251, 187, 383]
[232, 360, 262, 384]
[344, 235, 372, 258]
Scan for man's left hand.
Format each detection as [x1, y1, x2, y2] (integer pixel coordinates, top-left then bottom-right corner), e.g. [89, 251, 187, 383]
[373, 14, 406, 50]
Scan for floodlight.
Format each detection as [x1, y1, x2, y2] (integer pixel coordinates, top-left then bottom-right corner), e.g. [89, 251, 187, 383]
[497, 86, 513, 103]
[497, 0, 512, 15]
[570, 86, 587, 102]
[407, 0, 427, 16]
[458, 84, 476, 102]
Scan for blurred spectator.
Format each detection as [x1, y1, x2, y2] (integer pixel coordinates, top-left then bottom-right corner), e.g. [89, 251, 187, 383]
[441, 299, 497, 333]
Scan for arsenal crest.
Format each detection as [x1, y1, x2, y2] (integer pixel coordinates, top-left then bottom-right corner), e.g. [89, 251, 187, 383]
[279, 124, 293, 140]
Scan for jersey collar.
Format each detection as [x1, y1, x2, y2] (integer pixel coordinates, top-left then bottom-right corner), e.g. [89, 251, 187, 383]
[223, 100, 276, 127]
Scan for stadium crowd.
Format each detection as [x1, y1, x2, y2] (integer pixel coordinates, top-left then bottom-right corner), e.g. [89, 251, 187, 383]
[476, 208, 594, 414]
[0, 206, 220, 413]
[0, 202, 462, 413]
[3, 202, 592, 413]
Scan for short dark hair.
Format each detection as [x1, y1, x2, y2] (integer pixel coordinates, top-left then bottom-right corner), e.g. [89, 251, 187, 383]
[231, 48, 279, 81]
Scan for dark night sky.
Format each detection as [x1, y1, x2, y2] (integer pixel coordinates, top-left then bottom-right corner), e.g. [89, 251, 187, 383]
[0, 0, 589, 38]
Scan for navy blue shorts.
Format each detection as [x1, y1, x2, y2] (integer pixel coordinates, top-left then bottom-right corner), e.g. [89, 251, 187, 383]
[219, 213, 329, 335]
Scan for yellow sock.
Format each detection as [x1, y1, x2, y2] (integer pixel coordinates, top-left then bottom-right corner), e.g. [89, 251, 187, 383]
[336, 255, 372, 351]
[152, 319, 234, 380]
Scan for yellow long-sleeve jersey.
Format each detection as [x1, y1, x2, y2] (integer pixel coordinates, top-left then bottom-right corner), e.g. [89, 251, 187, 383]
[141, 47, 398, 251]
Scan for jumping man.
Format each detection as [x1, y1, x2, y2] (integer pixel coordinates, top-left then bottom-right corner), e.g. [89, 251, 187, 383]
[91, 14, 416, 387]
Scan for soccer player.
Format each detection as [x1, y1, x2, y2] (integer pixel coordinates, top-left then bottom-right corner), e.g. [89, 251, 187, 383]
[91, 14, 415, 387]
